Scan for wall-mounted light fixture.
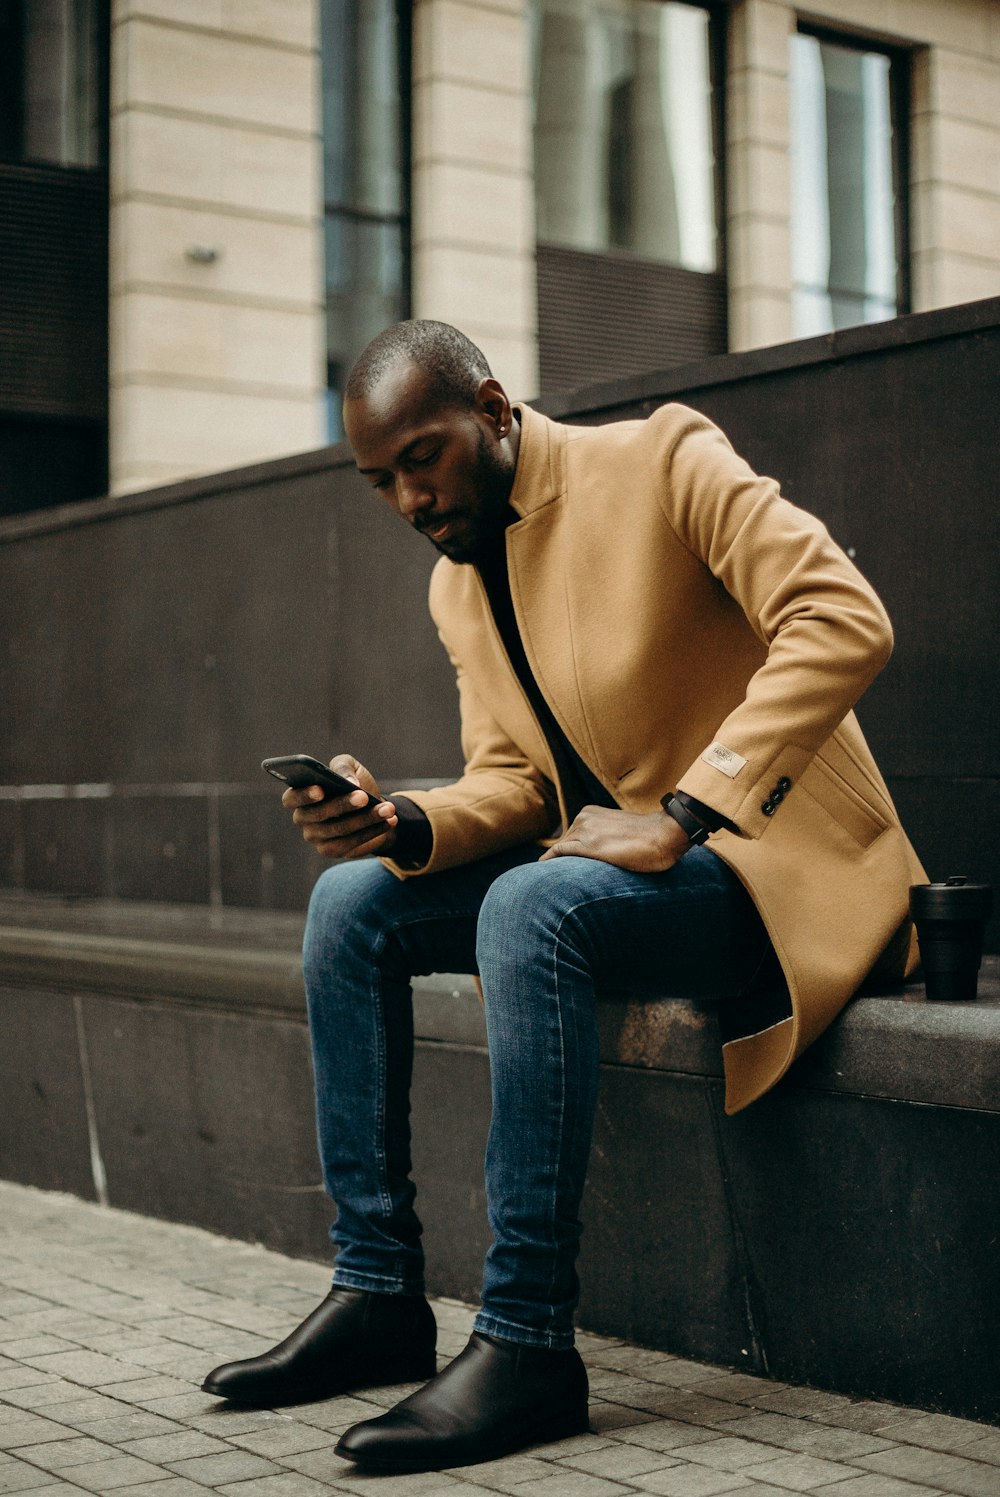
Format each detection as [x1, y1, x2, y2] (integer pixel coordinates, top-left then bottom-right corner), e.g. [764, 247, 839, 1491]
[185, 245, 221, 264]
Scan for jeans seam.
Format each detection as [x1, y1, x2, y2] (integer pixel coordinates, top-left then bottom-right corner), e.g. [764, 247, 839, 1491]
[473, 1310, 573, 1350]
[367, 926, 393, 1228]
[365, 906, 490, 1257]
[541, 892, 626, 1329]
[542, 904, 572, 1332]
[368, 907, 476, 1215]
[332, 1268, 422, 1295]
[502, 890, 607, 1340]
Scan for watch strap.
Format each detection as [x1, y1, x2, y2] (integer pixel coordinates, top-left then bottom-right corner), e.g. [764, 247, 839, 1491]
[661, 793, 711, 846]
[673, 789, 733, 835]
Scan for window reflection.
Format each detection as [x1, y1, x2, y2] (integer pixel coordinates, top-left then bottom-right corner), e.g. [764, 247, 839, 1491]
[533, 0, 719, 273]
[322, 0, 409, 439]
[325, 215, 406, 437]
[0, 0, 104, 168]
[790, 31, 902, 336]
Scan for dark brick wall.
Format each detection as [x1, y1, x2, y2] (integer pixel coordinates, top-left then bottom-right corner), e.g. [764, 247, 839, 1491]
[0, 450, 462, 911]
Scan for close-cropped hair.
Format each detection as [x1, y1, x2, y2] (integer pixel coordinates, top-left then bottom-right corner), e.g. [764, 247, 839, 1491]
[345, 319, 493, 408]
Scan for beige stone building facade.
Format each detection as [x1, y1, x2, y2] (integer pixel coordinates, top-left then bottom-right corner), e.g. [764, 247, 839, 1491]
[109, 1, 325, 493]
[726, 0, 1000, 351]
[105, 0, 1000, 494]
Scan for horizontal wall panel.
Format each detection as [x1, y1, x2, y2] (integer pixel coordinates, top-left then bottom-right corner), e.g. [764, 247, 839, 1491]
[537, 243, 727, 395]
[0, 163, 108, 420]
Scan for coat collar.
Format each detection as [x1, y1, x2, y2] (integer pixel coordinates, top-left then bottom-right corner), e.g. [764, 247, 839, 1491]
[507, 404, 565, 519]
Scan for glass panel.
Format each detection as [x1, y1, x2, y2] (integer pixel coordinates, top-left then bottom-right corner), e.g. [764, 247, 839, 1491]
[322, 0, 403, 216]
[325, 215, 406, 440]
[533, 0, 718, 272]
[17, 0, 102, 167]
[790, 32, 899, 337]
[321, 0, 408, 435]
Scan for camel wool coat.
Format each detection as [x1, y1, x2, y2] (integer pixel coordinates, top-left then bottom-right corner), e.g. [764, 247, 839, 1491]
[384, 401, 924, 1113]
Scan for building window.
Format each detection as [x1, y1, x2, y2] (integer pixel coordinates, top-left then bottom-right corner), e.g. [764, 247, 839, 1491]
[0, 0, 106, 169]
[534, 0, 721, 273]
[321, 0, 410, 440]
[0, 0, 108, 517]
[790, 27, 909, 338]
[532, 0, 726, 395]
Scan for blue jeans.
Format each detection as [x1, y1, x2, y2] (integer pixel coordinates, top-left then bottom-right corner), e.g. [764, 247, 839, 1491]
[303, 843, 779, 1350]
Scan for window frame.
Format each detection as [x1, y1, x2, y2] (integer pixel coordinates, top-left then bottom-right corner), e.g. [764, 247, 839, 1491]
[533, 0, 730, 392]
[706, 0, 727, 287]
[792, 20, 911, 323]
[0, 0, 110, 173]
[321, 0, 412, 422]
[531, 0, 728, 279]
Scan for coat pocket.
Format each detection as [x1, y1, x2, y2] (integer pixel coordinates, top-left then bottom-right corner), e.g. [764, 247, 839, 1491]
[799, 755, 889, 850]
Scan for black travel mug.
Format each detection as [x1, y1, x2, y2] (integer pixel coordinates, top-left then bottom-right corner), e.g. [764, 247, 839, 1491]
[909, 877, 993, 1002]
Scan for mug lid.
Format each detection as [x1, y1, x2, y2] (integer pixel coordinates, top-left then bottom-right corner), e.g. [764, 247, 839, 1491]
[910, 879, 993, 919]
[921, 876, 991, 891]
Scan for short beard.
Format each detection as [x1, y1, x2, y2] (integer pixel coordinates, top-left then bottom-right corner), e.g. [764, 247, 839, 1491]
[430, 425, 514, 565]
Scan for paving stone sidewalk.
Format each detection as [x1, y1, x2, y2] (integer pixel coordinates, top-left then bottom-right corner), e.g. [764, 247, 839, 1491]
[1, 1183, 997, 1497]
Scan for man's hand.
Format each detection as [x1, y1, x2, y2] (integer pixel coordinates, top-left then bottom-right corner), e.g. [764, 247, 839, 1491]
[283, 754, 399, 862]
[539, 806, 692, 873]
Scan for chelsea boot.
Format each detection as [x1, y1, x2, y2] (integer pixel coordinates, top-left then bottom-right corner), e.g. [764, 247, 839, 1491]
[334, 1330, 589, 1471]
[201, 1286, 436, 1406]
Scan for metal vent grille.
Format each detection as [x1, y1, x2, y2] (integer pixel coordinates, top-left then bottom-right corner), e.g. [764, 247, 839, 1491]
[537, 243, 727, 396]
[0, 163, 108, 420]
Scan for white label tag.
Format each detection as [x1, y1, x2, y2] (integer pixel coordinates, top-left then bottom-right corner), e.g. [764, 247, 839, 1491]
[701, 741, 747, 779]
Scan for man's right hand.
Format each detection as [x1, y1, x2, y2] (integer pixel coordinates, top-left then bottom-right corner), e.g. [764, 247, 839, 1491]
[283, 754, 399, 862]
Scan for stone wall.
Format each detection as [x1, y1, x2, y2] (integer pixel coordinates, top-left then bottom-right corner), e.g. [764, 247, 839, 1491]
[410, 0, 539, 397]
[108, 0, 325, 494]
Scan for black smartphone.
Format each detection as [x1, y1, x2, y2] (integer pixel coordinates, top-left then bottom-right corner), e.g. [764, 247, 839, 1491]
[261, 755, 384, 808]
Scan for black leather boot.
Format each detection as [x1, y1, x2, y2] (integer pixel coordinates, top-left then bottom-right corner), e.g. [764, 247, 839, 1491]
[334, 1330, 589, 1471]
[201, 1287, 437, 1406]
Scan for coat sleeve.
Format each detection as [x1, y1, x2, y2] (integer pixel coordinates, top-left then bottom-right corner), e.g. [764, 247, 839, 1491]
[381, 626, 559, 879]
[656, 405, 894, 839]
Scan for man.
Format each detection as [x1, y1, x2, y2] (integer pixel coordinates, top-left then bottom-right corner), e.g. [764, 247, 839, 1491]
[203, 320, 922, 1472]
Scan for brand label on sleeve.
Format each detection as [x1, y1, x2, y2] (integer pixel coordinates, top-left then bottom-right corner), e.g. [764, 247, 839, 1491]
[701, 741, 748, 779]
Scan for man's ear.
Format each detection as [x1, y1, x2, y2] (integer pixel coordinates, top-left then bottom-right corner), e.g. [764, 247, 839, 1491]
[474, 377, 512, 437]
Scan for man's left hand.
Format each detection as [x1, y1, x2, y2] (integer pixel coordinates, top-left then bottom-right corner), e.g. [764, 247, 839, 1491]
[539, 806, 693, 872]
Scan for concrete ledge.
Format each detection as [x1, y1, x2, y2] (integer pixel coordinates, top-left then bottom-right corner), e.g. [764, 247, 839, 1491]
[4, 893, 997, 1108]
[1, 892, 998, 1424]
[0, 924, 307, 1013]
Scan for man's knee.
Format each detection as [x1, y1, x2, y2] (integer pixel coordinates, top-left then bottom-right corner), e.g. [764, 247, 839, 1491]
[476, 856, 594, 965]
[305, 859, 402, 955]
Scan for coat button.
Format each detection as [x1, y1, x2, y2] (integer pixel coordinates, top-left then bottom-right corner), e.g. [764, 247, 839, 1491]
[770, 788, 784, 805]
[777, 776, 792, 792]
[761, 800, 775, 815]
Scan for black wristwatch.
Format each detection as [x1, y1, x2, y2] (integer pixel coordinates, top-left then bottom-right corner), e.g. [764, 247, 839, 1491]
[661, 794, 710, 846]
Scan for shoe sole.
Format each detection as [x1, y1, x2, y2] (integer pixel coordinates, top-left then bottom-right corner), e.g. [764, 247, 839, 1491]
[334, 1404, 591, 1471]
[202, 1354, 438, 1407]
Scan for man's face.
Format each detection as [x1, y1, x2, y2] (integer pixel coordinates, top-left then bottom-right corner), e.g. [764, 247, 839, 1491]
[343, 362, 515, 565]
